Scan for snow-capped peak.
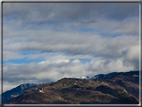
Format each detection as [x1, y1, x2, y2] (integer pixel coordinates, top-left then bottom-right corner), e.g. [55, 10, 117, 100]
[76, 76, 89, 79]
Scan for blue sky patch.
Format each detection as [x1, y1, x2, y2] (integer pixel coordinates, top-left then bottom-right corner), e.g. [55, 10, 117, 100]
[3, 51, 67, 64]
[19, 51, 40, 55]
[3, 58, 44, 64]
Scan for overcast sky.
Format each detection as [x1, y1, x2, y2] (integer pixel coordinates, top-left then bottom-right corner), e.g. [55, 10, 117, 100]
[2, 2, 140, 92]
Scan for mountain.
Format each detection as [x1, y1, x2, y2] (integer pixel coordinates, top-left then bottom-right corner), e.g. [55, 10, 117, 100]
[89, 70, 139, 99]
[90, 70, 139, 82]
[2, 83, 38, 104]
[4, 70, 140, 104]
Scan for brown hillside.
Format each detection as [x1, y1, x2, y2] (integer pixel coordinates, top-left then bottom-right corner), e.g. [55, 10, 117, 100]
[5, 75, 139, 104]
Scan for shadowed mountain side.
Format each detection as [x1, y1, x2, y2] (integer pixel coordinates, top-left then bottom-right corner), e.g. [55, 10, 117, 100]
[90, 70, 140, 99]
[2, 83, 38, 104]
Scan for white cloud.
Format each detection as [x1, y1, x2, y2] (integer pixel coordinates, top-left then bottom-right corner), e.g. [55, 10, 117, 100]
[39, 59, 70, 64]
[72, 59, 80, 63]
[3, 51, 24, 61]
[88, 58, 134, 74]
[3, 55, 136, 92]
[3, 29, 139, 61]
[125, 45, 139, 61]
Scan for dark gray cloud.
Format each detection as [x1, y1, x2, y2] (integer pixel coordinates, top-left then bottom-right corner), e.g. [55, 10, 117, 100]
[3, 3, 139, 37]
[3, 3, 139, 22]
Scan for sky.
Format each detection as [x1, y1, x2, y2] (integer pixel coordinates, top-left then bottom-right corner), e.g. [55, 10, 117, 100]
[1, 2, 140, 92]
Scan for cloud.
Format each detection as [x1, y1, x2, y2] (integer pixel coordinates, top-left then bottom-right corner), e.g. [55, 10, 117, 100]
[3, 3, 139, 38]
[88, 58, 134, 73]
[122, 45, 140, 70]
[3, 30, 139, 61]
[2, 3, 140, 92]
[3, 51, 25, 61]
[3, 3, 139, 22]
[3, 56, 135, 92]
[125, 45, 139, 61]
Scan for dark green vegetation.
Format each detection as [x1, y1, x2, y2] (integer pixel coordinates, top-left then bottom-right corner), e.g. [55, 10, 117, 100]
[4, 71, 140, 104]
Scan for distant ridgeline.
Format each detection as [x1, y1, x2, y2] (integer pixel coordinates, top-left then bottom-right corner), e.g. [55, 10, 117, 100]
[3, 70, 140, 104]
[89, 70, 139, 83]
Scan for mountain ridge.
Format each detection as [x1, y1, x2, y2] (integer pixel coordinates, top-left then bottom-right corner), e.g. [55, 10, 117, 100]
[3, 70, 140, 104]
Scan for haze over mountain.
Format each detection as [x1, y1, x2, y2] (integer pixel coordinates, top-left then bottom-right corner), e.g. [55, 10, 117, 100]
[3, 70, 140, 104]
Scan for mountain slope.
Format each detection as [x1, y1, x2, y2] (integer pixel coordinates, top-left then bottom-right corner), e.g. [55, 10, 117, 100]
[90, 70, 139, 99]
[2, 83, 38, 103]
[4, 70, 140, 104]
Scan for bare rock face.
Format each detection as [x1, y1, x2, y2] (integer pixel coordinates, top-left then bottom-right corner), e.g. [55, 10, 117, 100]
[4, 71, 139, 104]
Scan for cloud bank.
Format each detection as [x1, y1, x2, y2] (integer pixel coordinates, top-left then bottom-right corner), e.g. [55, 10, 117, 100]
[2, 3, 139, 92]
